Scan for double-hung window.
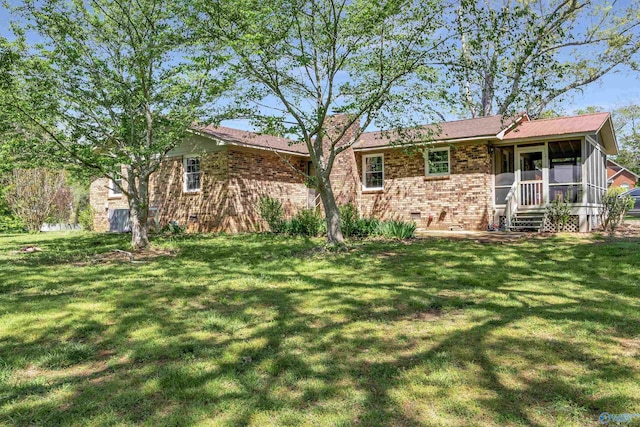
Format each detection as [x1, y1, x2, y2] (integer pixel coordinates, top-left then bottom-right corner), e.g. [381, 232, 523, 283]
[363, 154, 384, 190]
[108, 177, 123, 197]
[184, 157, 201, 192]
[426, 147, 450, 176]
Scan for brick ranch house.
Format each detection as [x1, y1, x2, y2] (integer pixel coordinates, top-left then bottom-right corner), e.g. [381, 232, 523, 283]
[90, 112, 617, 233]
[607, 159, 638, 190]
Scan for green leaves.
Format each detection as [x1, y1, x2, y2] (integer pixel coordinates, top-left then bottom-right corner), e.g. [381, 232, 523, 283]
[190, 0, 446, 244]
[4, 0, 231, 176]
[196, 0, 444, 145]
[449, 0, 640, 117]
[2, 0, 232, 247]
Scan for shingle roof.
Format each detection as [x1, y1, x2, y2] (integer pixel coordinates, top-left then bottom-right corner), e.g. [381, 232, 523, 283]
[354, 115, 511, 150]
[195, 125, 309, 155]
[607, 159, 640, 179]
[502, 112, 610, 140]
[193, 112, 616, 156]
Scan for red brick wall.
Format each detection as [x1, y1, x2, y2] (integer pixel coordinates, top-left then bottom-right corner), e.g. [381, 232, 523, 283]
[90, 174, 129, 232]
[324, 114, 361, 205]
[90, 147, 309, 233]
[610, 171, 637, 189]
[353, 143, 493, 231]
[90, 121, 495, 233]
[150, 149, 230, 232]
[226, 147, 307, 232]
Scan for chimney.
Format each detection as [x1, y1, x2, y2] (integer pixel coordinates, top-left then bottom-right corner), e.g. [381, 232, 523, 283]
[321, 114, 360, 205]
[323, 113, 360, 153]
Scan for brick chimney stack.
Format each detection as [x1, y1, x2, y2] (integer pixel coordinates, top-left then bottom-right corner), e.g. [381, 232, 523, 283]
[321, 113, 360, 205]
[323, 113, 360, 152]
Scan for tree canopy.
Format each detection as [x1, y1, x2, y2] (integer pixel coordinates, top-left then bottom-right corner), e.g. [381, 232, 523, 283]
[2, 0, 230, 247]
[3, 0, 640, 246]
[449, 0, 640, 118]
[194, 0, 445, 245]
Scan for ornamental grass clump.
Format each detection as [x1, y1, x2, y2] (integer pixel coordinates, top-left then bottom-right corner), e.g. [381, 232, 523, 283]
[377, 220, 417, 239]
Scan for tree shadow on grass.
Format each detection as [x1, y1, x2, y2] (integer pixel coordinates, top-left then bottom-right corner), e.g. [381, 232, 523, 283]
[0, 234, 638, 425]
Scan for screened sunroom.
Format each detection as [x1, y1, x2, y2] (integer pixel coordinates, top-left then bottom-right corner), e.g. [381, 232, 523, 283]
[493, 130, 612, 231]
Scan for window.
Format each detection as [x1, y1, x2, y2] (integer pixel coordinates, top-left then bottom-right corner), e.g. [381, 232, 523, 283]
[362, 154, 384, 190]
[108, 177, 123, 197]
[184, 157, 201, 192]
[426, 147, 450, 176]
[621, 183, 630, 190]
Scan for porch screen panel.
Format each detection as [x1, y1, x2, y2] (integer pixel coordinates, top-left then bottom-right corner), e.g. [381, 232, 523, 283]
[585, 136, 606, 205]
[548, 140, 582, 202]
[494, 146, 515, 205]
[585, 139, 594, 204]
[599, 150, 607, 203]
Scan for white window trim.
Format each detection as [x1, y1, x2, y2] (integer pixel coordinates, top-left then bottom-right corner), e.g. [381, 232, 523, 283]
[108, 178, 123, 198]
[183, 156, 201, 193]
[362, 153, 384, 191]
[426, 147, 450, 176]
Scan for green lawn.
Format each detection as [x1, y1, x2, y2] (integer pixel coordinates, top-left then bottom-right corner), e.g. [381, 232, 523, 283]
[0, 232, 639, 426]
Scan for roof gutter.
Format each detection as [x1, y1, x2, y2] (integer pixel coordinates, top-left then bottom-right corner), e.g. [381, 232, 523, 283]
[352, 135, 498, 152]
[501, 132, 594, 144]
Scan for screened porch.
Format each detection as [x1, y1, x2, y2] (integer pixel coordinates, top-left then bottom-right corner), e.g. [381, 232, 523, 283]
[493, 137, 607, 209]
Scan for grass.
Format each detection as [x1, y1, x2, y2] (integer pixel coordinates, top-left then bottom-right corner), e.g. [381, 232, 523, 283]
[0, 231, 639, 426]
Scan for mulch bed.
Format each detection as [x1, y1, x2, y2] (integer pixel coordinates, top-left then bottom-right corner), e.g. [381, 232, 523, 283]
[609, 221, 640, 237]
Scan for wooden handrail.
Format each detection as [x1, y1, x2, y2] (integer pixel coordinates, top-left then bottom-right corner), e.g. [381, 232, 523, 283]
[504, 181, 518, 229]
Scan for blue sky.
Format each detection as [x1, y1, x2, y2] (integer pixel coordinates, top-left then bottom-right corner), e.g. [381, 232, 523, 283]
[564, 72, 640, 114]
[2, 4, 640, 131]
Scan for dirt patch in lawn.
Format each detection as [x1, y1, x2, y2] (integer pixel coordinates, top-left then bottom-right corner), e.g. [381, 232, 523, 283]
[78, 247, 176, 265]
[416, 230, 539, 244]
[611, 221, 640, 237]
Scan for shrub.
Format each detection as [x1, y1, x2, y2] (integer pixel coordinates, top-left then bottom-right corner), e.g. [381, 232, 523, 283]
[77, 206, 95, 231]
[2, 168, 70, 232]
[338, 203, 383, 239]
[546, 194, 572, 232]
[339, 203, 359, 237]
[0, 215, 27, 233]
[377, 220, 416, 239]
[601, 187, 634, 233]
[161, 221, 186, 235]
[258, 196, 285, 233]
[318, 218, 327, 236]
[288, 208, 323, 236]
[354, 217, 381, 238]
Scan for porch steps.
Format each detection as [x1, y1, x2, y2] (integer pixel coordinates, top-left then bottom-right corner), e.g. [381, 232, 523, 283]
[508, 211, 545, 232]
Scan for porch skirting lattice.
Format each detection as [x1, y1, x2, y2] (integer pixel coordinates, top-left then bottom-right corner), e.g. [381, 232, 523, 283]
[499, 214, 580, 232]
[541, 215, 580, 233]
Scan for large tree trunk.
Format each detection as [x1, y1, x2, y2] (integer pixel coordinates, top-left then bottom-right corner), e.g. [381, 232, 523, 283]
[125, 168, 150, 250]
[317, 172, 345, 247]
[129, 199, 149, 250]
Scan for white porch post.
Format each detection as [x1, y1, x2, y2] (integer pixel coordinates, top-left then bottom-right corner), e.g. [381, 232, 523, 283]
[514, 145, 521, 206]
[543, 142, 549, 204]
[581, 138, 588, 205]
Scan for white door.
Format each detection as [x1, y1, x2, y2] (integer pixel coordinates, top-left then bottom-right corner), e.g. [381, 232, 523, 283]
[517, 146, 546, 206]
